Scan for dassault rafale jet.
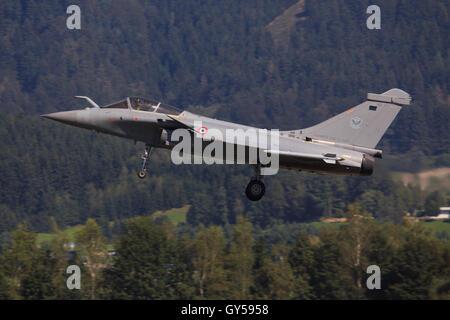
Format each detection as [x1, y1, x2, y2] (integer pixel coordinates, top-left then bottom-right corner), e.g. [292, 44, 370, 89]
[42, 88, 411, 201]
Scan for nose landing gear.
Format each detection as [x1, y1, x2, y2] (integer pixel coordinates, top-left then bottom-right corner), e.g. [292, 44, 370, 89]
[245, 164, 266, 201]
[137, 144, 152, 179]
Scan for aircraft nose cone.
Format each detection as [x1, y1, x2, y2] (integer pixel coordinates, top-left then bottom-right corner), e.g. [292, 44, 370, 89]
[41, 111, 78, 123]
[41, 110, 91, 129]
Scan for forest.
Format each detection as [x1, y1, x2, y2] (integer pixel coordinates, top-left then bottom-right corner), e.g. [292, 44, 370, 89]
[0, 0, 448, 299]
[0, 210, 449, 300]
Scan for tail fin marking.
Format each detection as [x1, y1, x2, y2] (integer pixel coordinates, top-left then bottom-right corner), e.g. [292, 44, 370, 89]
[296, 88, 411, 149]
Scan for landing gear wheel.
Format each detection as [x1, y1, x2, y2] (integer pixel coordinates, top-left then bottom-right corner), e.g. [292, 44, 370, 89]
[137, 144, 152, 180]
[245, 180, 265, 201]
[137, 170, 147, 179]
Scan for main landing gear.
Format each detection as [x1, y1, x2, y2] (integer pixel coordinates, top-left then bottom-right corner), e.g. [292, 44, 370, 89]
[137, 144, 152, 179]
[245, 165, 266, 201]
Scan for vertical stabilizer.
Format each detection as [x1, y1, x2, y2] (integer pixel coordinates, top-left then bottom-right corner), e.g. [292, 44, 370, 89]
[293, 88, 411, 148]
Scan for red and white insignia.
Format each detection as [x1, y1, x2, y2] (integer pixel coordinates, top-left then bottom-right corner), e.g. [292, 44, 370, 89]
[198, 127, 208, 135]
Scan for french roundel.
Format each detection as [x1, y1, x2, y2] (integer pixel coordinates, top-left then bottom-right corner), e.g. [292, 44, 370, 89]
[198, 126, 208, 135]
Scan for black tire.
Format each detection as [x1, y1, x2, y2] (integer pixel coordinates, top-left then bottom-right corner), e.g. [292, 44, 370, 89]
[245, 180, 265, 201]
[137, 170, 147, 179]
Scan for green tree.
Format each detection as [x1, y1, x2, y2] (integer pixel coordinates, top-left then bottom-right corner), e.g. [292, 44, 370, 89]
[226, 216, 254, 299]
[251, 235, 270, 299]
[262, 243, 295, 299]
[100, 217, 171, 299]
[47, 218, 85, 299]
[2, 223, 55, 299]
[383, 224, 446, 299]
[74, 219, 107, 299]
[165, 233, 196, 299]
[424, 191, 446, 216]
[338, 205, 374, 299]
[288, 232, 315, 299]
[0, 270, 11, 299]
[310, 229, 350, 299]
[19, 248, 55, 300]
[191, 225, 227, 299]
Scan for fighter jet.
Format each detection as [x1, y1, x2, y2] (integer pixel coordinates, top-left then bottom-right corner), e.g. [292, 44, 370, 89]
[42, 88, 411, 201]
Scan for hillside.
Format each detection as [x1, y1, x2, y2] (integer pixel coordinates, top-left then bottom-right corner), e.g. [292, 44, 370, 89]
[0, 0, 448, 156]
[394, 168, 450, 191]
[266, 0, 306, 49]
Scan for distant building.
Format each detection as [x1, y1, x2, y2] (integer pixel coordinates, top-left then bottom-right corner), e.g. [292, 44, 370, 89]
[421, 207, 450, 221]
[431, 207, 450, 220]
[405, 207, 450, 221]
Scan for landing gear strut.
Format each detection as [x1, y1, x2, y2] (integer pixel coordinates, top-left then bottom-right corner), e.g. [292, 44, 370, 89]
[137, 144, 152, 179]
[245, 165, 265, 201]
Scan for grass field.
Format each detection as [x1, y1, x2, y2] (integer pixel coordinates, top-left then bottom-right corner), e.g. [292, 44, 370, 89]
[152, 205, 190, 225]
[421, 220, 450, 235]
[36, 225, 84, 246]
[299, 220, 450, 237]
[36, 209, 449, 247]
[36, 205, 190, 246]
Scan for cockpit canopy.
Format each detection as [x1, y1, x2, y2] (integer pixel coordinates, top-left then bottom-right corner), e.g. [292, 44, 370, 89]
[102, 97, 182, 115]
[102, 99, 128, 109]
